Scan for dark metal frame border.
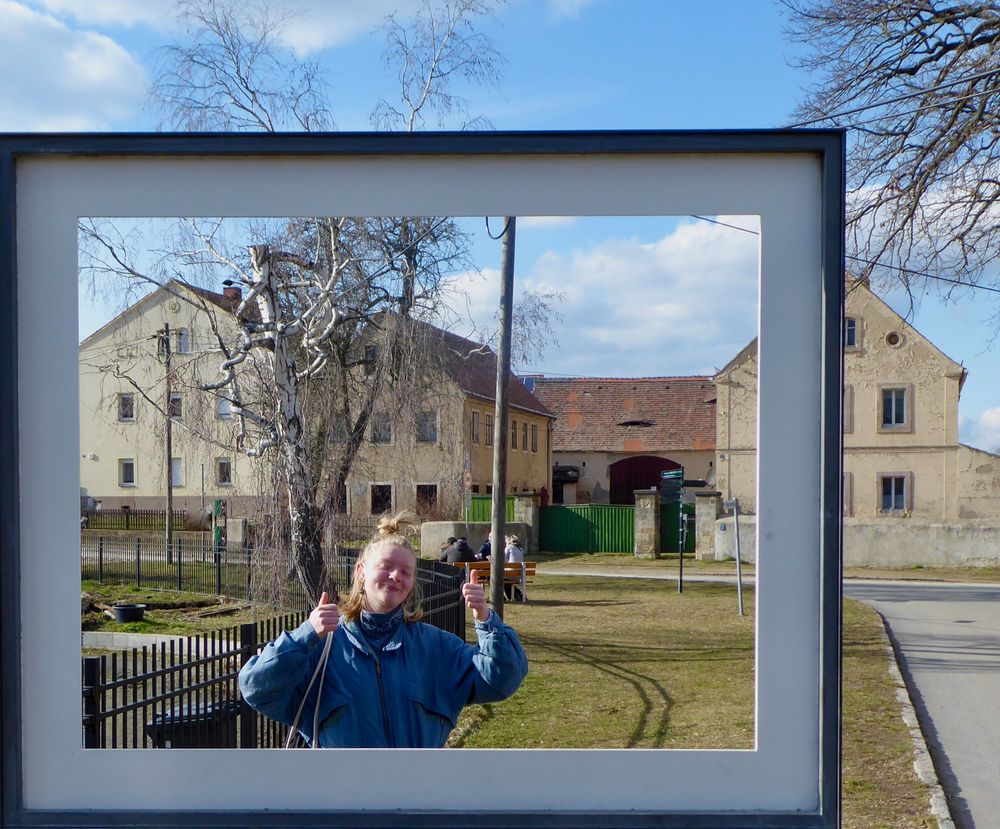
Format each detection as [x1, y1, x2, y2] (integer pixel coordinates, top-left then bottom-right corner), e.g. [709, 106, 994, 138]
[0, 130, 845, 829]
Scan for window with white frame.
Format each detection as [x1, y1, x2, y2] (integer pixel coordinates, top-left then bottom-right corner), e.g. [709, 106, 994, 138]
[879, 385, 911, 432]
[371, 414, 392, 444]
[118, 458, 136, 487]
[878, 472, 912, 513]
[174, 327, 190, 354]
[216, 398, 232, 419]
[522, 422, 528, 452]
[416, 410, 437, 444]
[216, 457, 232, 486]
[415, 484, 438, 514]
[168, 394, 183, 419]
[117, 393, 135, 422]
[531, 423, 539, 452]
[170, 458, 184, 487]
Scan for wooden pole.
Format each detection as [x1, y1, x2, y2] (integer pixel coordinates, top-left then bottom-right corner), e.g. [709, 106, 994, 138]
[489, 218, 516, 620]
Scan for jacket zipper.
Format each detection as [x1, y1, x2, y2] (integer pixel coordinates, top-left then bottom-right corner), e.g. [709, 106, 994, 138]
[372, 654, 393, 747]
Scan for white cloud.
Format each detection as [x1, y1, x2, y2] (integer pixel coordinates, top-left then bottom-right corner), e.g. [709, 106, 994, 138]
[0, 1, 147, 130]
[518, 216, 580, 228]
[546, 0, 595, 18]
[32, 0, 424, 53]
[445, 216, 760, 377]
[965, 407, 1000, 454]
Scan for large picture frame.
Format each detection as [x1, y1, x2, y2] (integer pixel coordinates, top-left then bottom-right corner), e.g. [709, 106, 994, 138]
[0, 130, 845, 828]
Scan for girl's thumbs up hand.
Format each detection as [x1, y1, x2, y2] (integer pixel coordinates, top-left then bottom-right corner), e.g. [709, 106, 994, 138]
[309, 590, 343, 638]
[462, 568, 489, 622]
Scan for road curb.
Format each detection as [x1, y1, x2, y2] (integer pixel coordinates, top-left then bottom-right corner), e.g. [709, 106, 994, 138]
[876, 611, 956, 829]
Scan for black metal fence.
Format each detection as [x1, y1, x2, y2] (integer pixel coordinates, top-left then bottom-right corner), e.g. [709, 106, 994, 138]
[82, 508, 188, 531]
[81, 555, 467, 749]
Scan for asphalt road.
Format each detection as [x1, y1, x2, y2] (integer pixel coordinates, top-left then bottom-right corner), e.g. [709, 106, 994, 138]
[845, 581, 1000, 829]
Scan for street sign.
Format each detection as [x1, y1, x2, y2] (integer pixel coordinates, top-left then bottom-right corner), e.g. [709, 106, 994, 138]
[463, 470, 472, 490]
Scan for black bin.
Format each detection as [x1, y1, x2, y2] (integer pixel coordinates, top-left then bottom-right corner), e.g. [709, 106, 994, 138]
[144, 700, 240, 748]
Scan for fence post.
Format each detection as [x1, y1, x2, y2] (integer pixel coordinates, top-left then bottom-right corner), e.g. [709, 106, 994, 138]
[97, 536, 104, 583]
[215, 548, 222, 596]
[238, 622, 257, 748]
[177, 537, 183, 592]
[135, 537, 141, 588]
[245, 548, 252, 601]
[82, 656, 102, 748]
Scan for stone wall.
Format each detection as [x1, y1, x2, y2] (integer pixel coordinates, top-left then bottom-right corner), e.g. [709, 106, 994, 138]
[420, 520, 532, 559]
[710, 515, 1000, 567]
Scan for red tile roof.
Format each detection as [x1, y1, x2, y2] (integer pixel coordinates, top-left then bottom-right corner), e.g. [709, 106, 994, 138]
[407, 318, 554, 417]
[531, 376, 716, 452]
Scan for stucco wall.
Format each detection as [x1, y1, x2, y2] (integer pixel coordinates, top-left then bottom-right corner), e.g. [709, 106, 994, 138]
[420, 520, 532, 558]
[712, 515, 1000, 567]
[552, 449, 714, 504]
[957, 444, 1000, 518]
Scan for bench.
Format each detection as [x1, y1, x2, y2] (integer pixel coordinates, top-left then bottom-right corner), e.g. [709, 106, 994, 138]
[450, 560, 536, 603]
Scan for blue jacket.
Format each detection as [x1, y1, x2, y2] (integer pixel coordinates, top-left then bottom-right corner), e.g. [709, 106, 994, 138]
[238, 612, 528, 748]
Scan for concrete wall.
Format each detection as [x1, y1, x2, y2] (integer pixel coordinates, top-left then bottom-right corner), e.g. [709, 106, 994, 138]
[711, 515, 1000, 567]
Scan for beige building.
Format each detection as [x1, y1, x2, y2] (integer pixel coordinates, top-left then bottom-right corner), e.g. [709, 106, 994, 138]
[347, 325, 554, 516]
[80, 286, 554, 520]
[79, 281, 262, 516]
[715, 280, 1000, 521]
[531, 377, 716, 504]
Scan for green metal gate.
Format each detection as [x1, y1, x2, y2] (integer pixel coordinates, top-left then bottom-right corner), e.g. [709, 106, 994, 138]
[539, 504, 634, 553]
[659, 502, 696, 553]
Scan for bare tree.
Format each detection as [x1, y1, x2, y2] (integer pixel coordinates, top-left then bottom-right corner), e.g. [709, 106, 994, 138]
[783, 1, 1000, 308]
[83, 0, 508, 606]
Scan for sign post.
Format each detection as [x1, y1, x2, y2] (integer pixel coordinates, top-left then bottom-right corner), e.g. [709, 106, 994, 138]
[724, 498, 745, 616]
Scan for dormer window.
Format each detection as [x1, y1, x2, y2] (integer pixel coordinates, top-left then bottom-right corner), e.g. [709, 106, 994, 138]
[618, 419, 654, 428]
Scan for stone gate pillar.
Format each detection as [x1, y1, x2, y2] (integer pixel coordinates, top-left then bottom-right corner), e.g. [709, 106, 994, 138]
[633, 489, 661, 559]
[695, 491, 722, 560]
[513, 492, 540, 555]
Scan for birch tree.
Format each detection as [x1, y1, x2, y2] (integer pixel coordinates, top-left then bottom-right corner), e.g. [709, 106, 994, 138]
[84, 0, 506, 606]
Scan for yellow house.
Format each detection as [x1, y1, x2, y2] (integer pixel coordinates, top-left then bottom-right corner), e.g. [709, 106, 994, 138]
[345, 325, 554, 516]
[79, 281, 262, 516]
[715, 279, 1000, 521]
[80, 286, 553, 520]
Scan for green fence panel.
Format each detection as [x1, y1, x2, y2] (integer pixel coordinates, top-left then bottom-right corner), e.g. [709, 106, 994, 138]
[465, 495, 514, 523]
[539, 504, 634, 553]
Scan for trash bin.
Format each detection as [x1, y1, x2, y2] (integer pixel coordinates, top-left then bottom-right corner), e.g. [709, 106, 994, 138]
[144, 700, 240, 748]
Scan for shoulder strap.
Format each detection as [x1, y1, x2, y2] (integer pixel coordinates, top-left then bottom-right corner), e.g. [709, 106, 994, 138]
[284, 632, 335, 749]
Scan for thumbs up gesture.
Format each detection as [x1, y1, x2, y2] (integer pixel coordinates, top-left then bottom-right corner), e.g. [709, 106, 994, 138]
[462, 568, 489, 622]
[309, 591, 342, 638]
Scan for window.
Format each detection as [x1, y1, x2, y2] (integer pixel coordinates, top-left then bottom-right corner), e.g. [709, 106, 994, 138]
[170, 458, 184, 488]
[174, 328, 190, 354]
[216, 398, 232, 420]
[471, 410, 480, 444]
[117, 393, 135, 422]
[416, 411, 437, 444]
[485, 413, 494, 446]
[843, 471, 853, 517]
[844, 317, 857, 349]
[168, 394, 183, 419]
[843, 385, 853, 434]
[416, 484, 438, 514]
[371, 484, 392, 515]
[522, 422, 528, 451]
[511, 419, 518, 449]
[216, 457, 232, 486]
[879, 473, 912, 513]
[371, 414, 392, 444]
[118, 458, 135, 487]
[531, 423, 539, 452]
[879, 386, 911, 431]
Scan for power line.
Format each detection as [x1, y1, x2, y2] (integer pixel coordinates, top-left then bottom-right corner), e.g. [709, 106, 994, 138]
[835, 83, 1000, 130]
[785, 67, 1000, 128]
[690, 215, 758, 235]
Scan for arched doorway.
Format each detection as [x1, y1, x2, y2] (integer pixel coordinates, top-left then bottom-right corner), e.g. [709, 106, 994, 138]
[609, 455, 682, 505]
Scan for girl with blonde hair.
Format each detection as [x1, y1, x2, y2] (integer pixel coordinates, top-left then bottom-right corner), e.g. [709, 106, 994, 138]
[239, 512, 527, 748]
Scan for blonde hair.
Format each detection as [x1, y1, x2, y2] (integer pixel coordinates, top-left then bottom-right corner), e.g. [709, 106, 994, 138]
[340, 511, 423, 623]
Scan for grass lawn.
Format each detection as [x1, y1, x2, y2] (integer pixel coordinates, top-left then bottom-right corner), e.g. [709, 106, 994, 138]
[82, 571, 938, 825]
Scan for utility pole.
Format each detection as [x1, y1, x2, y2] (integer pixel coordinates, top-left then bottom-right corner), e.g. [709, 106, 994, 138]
[489, 218, 516, 619]
[162, 324, 174, 565]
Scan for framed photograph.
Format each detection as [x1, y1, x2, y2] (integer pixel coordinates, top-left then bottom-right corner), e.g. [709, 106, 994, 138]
[0, 130, 844, 827]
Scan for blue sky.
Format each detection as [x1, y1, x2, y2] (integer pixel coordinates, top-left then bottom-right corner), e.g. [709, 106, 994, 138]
[5, 0, 1000, 450]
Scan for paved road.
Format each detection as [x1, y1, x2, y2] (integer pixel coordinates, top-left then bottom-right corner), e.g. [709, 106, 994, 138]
[845, 581, 1000, 829]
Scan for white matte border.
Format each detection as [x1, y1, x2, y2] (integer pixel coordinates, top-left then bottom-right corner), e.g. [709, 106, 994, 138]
[17, 151, 822, 813]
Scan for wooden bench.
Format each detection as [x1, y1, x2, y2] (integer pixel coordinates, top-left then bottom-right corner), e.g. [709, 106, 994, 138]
[451, 560, 536, 603]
